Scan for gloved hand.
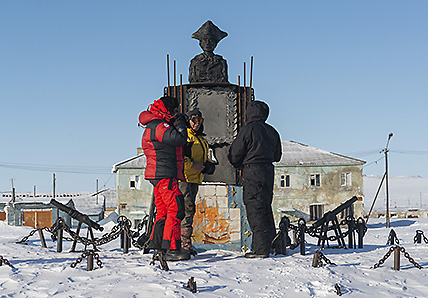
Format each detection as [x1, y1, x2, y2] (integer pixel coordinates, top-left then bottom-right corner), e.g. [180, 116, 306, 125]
[173, 112, 188, 123]
[173, 113, 188, 133]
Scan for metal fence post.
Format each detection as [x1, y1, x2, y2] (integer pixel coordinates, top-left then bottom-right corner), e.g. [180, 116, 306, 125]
[299, 219, 305, 255]
[312, 250, 320, 267]
[87, 253, 94, 271]
[38, 228, 47, 248]
[414, 230, 422, 244]
[348, 219, 355, 249]
[57, 226, 63, 253]
[394, 246, 400, 270]
[292, 230, 297, 246]
[357, 219, 364, 248]
[123, 231, 129, 254]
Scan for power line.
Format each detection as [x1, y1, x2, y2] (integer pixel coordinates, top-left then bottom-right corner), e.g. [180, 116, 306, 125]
[390, 150, 428, 155]
[0, 162, 111, 174]
[363, 156, 385, 168]
[101, 173, 114, 189]
[345, 149, 381, 157]
[348, 149, 428, 157]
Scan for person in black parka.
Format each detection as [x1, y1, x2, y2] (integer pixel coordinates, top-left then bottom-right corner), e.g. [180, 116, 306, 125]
[228, 100, 282, 258]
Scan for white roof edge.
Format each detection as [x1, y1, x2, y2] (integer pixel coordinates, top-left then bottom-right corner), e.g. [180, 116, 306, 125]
[275, 163, 365, 167]
[280, 140, 366, 166]
[112, 153, 145, 173]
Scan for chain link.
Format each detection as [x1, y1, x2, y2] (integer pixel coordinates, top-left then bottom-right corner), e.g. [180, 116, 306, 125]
[400, 246, 423, 269]
[386, 229, 400, 245]
[0, 256, 15, 269]
[70, 250, 103, 269]
[13, 213, 427, 273]
[372, 246, 395, 269]
[372, 245, 423, 269]
[70, 252, 85, 268]
[318, 250, 336, 266]
[16, 215, 150, 251]
[288, 216, 367, 246]
[16, 228, 39, 244]
[414, 230, 428, 244]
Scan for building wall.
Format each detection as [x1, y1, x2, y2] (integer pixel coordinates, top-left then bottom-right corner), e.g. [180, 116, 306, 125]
[273, 165, 364, 224]
[5, 203, 56, 227]
[116, 168, 153, 227]
[0, 203, 6, 221]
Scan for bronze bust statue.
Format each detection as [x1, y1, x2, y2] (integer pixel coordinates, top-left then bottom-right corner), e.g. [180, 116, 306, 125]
[188, 21, 229, 83]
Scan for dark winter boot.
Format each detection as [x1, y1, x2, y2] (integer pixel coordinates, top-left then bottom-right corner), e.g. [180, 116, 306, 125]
[165, 248, 191, 261]
[181, 226, 198, 255]
[244, 252, 269, 259]
[150, 249, 169, 271]
[181, 226, 193, 251]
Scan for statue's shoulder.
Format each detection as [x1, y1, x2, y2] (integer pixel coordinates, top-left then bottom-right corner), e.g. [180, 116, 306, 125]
[191, 53, 205, 62]
[214, 54, 227, 63]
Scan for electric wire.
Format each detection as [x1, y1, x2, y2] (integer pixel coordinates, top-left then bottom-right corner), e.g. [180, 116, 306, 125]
[356, 148, 428, 170]
[0, 161, 111, 174]
[363, 156, 385, 168]
[390, 150, 428, 155]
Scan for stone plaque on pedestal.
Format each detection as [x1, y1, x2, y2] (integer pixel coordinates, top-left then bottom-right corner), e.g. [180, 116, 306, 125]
[187, 85, 238, 184]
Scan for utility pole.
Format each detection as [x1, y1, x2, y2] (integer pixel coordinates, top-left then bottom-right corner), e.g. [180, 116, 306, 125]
[53, 173, 56, 198]
[96, 179, 99, 205]
[34, 185, 36, 197]
[382, 133, 393, 228]
[10, 178, 15, 203]
[53, 173, 58, 219]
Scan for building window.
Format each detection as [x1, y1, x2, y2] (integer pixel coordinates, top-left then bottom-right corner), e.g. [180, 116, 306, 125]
[129, 175, 141, 190]
[280, 175, 290, 188]
[340, 172, 352, 186]
[310, 174, 321, 187]
[310, 204, 324, 221]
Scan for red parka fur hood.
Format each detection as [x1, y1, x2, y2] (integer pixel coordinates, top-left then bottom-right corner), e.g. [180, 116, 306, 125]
[139, 98, 174, 126]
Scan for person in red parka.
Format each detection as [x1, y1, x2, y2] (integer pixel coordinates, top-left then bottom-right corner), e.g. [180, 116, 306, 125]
[139, 96, 190, 261]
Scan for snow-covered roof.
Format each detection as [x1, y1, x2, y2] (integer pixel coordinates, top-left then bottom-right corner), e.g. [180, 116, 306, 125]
[0, 192, 91, 204]
[92, 188, 117, 209]
[72, 195, 104, 215]
[275, 141, 365, 167]
[111, 141, 365, 170]
[112, 154, 146, 173]
[0, 189, 117, 215]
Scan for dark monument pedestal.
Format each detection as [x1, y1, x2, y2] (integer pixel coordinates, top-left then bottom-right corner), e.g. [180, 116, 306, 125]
[166, 83, 252, 185]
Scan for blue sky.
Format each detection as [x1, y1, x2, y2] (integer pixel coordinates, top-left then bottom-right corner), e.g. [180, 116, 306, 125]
[1, 1, 427, 193]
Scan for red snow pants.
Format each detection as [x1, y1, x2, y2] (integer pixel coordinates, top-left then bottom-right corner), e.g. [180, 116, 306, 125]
[150, 178, 185, 250]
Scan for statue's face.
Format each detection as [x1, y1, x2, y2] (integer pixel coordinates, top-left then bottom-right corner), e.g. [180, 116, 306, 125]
[199, 37, 217, 52]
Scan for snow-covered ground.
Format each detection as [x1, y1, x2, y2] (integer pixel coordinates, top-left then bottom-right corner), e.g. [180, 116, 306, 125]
[1, 217, 428, 297]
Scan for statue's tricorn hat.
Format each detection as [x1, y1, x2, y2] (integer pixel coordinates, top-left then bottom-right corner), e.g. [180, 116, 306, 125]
[191, 20, 228, 43]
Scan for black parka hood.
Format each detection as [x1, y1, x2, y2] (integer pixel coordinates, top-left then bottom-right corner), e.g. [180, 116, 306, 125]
[246, 100, 269, 123]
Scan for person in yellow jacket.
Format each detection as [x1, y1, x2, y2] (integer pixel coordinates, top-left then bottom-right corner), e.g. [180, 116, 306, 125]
[179, 109, 210, 255]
